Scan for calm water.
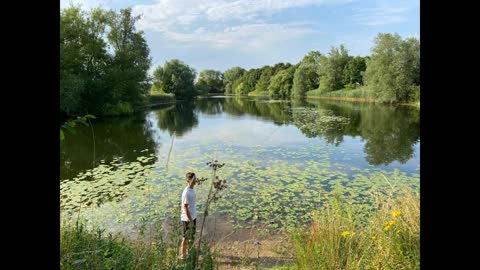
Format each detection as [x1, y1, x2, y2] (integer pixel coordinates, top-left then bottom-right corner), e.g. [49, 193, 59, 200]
[60, 97, 420, 229]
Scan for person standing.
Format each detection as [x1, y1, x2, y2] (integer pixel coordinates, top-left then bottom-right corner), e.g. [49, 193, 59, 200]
[180, 172, 196, 260]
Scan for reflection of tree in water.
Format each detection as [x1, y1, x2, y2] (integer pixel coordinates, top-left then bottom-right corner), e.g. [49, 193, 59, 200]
[195, 97, 225, 115]
[60, 112, 158, 180]
[305, 99, 420, 165]
[360, 105, 420, 165]
[154, 100, 199, 137]
[291, 100, 350, 146]
[223, 97, 293, 125]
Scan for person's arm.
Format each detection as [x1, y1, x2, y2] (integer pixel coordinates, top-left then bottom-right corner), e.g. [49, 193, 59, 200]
[183, 203, 193, 222]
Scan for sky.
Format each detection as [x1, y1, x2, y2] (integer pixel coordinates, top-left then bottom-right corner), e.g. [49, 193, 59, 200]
[60, 0, 420, 75]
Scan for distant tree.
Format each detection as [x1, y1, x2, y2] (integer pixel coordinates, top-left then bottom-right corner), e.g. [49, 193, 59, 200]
[153, 59, 196, 98]
[268, 66, 296, 98]
[364, 33, 420, 102]
[319, 45, 351, 92]
[233, 68, 261, 95]
[292, 63, 319, 97]
[342, 56, 367, 87]
[223, 67, 245, 95]
[254, 66, 274, 92]
[195, 69, 224, 94]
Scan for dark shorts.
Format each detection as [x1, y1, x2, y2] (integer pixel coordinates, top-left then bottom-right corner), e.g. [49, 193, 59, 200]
[182, 218, 196, 239]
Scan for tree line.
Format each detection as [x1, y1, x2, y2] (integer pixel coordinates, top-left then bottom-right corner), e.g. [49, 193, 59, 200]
[61, 5, 420, 119]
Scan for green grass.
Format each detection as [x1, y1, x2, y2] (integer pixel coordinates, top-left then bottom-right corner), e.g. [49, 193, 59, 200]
[306, 86, 375, 100]
[60, 216, 216, 270]
[146, 92, 176, 104]
[289, 184, 420, 270]
[248, 90, 270, 96]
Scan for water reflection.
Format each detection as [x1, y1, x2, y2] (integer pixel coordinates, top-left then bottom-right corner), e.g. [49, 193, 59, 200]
[60, 112, 158, 180]
[60, 97, 419, 180]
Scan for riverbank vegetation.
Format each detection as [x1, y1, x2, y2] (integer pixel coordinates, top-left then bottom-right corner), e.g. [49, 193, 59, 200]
[60, 5, 419, 120]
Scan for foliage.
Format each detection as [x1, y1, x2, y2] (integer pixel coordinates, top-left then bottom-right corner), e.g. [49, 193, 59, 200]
[223, 67, 245, 95]
[268, 66, 296, 98]
[152, 59, 197, 98]
[342, 56, 367, 86]
[60, 114, 96, 142]
[233, 68, 262, 95]
[290, 184, 419, 270]
[195, 69, 224, 94]
[60, 6, 151, 119]
[292, 63, 318, 97]
[318, 45, 351, 92]
[364, 33, 420, 103]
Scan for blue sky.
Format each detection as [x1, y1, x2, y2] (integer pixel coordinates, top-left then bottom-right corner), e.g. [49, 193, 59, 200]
[60, 0, 419, 75]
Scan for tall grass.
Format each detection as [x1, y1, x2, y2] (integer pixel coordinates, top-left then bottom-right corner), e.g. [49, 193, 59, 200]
[60, 215, 217, 270]
[290, 184, 420, 270]
[306, 87, 375, 100]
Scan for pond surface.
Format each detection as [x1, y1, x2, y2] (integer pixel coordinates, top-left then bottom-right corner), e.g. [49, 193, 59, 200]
[60, 96, 420, 231]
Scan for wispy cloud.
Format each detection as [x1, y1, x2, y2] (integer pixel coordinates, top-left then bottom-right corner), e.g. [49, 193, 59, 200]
[133, 0, 352, 31]
[161, 22, 317, 51]
[351, 0, 418, 26]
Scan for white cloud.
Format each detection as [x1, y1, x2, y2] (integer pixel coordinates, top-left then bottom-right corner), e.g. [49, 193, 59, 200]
[351, 1, 418, 26]
[60, 0, 111, 10]
[133, 0, 351, 31]
[161, 23, 316, 51]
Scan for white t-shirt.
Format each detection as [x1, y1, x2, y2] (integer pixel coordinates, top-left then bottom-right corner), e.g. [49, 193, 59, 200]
[181, 187, 196, 221]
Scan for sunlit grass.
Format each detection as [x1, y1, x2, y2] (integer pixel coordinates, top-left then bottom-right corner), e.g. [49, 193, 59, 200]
[289, 183, 419, 270]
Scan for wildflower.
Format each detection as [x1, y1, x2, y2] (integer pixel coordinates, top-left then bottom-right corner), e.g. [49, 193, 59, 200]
[341, 231, 356, 237]
[396, 229, 400, 234]
[391, 210, 401, 218]
[383, 221, 396, 232]
[371, 236, 377, 241]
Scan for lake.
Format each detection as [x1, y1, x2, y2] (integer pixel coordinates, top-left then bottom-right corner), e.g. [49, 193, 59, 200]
[60, 96, 420, 231]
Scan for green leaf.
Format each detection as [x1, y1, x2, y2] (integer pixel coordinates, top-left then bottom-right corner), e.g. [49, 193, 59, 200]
[60, 130, 65, 141]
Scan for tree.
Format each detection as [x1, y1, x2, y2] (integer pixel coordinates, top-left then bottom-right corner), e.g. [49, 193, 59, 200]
[268, 66, 296, 98]
[254, 66, 274, 92]
[342, 56, 367, 87]
[319, 45, 351, 92]
[364, 33, 420, 103]
[195, 69, 224, 94]
[60, 6, 151, 118]
[153, 59, 196, 98]
[292, 63, 318, 97]
[233, 68, 261, 95]
[223, 67, 245, 95]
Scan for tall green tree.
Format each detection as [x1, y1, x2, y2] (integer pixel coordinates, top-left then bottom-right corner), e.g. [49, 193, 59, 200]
[364, 33, 420, 102]
[290, 51, 323, 98]
[319, 45, 351, 92]
[153, 59, 196, 98]
[268, 66, 296, 98]
[342, 56, 367, 87]
[195, 69, 224, 94]
[60, 6, 151, 118]
[223, 67, 245, 95]
[104, 8, 152, 113]
[233, 68, 261, 95]
[254, 66, 274, 92]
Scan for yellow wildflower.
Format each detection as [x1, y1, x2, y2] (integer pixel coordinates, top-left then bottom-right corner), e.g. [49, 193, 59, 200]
[391, 210, 401, 218]
[371, 236, 377, 241]
[341, 231, 356, 237]
[383, 221, 396, 232]
[396, 229, 400, 234]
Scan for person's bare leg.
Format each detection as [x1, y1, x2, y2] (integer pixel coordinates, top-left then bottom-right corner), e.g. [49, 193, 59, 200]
[181, 237, 187, 259]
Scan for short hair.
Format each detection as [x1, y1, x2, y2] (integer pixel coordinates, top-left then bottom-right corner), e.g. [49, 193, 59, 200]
[186, 172, 196, 182]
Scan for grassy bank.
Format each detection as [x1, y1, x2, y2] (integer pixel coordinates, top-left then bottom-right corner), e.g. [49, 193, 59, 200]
[306, 86, 375, 101]
[289, 185, 419, 270]
[61, 181, 419, 269]
[146, 92, 176, 105]
[60, 216, 216, 270]
[247, 90, 270, 97]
